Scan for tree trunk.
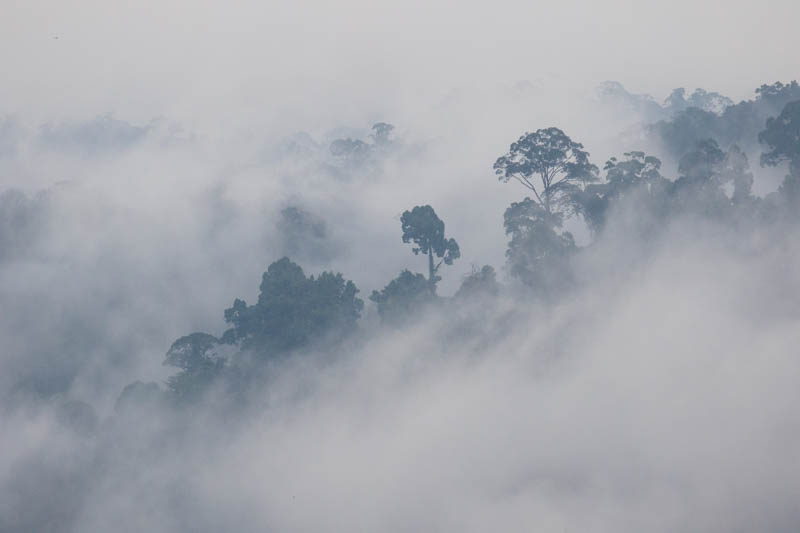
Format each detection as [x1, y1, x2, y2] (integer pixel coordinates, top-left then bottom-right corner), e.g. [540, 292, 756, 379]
[428, 249, 435, 283]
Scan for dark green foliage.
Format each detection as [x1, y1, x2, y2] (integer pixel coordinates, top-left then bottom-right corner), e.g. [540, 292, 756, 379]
[494, 127, 598, 218]
[400, 205, 460, 285]
[503, 198, 576, 291]
[454, 265, 499, 299]
[222, 257, 363, 355]
[369, 270, 436, 323]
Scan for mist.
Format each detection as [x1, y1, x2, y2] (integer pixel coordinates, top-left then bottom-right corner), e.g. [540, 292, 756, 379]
[2, 1, 800, 532]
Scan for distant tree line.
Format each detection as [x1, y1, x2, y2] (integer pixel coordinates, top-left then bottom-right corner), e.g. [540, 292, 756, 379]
[120, 80, 800, 408]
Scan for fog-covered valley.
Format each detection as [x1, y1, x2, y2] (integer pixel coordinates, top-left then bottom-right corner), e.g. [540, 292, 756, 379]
[3, 1, 800, 531]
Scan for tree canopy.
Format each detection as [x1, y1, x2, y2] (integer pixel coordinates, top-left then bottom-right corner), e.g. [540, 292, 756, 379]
[454, 265, 499, 299]
[160, 258, 364, 400]
[370, 122, 395, 146]
[493, 127, 598, 219]
[400, 205, 460, 286]
[122, 79, 800, 414]
[575, 151, 669, 232]
[222, 257, 363, 355]
[503, 198, 576, 291]
[759, 100, 800, 177]
[369, 270, 436, 323]
[650, 81, 800, 159]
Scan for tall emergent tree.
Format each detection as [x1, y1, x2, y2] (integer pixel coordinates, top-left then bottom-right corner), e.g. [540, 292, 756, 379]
[493, 127, 598, 219]
[400, 205, 460, 288]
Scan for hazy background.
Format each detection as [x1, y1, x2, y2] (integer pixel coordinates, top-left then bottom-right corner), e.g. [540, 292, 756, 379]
[3, 0, 800, 125]
[2, 1, 800, 531]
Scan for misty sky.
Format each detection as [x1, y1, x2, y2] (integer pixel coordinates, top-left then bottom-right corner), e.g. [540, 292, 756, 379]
[3, 0, 799, 128]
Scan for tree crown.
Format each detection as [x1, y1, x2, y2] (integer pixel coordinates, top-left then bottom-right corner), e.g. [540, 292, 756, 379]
[493, 127, 598, 214]
[400, 205, 460, 264]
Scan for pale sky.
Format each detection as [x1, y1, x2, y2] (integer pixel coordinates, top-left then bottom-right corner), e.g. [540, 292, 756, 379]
[2, 0, 798, 127]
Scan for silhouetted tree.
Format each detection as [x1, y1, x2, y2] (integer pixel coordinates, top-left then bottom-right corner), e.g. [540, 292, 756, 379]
[755, 81, 800, 114]
[400, 205, 460, 288]
[678, 139, 726, 181]
[671, 139, 731, 216]
[759, 100, 800, 177]
[369, 270, 435, 323]
[329, 122, 396, 170]
[494, 127, 598, 220]
[160, 259, 363, 402]
[663, 87, 733, 116]
[650, 81, 800, 159]
[277, 205, 334, 263]
[759, 100, 800, 211]
[719, 145, 755, 204]
[164, 332, 226, 400]
[370, 122, 395, 146]
[330, 138, 372, 168]
[575, 151, 668, 232]
[221, 257, 363, 355]
[454, 265, 499, 299]
[503, 198, 575, 291]
[650, 107, 723, 158]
